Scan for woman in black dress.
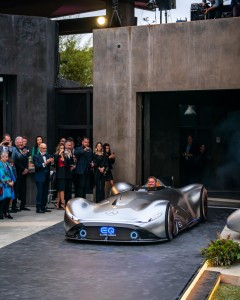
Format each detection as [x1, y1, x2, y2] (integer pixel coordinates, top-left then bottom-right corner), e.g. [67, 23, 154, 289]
[93, 142, 108, 203]
[103, 143, 115, 186]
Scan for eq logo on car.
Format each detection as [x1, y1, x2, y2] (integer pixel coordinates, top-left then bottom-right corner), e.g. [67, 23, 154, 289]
[100, 226, 116, 236]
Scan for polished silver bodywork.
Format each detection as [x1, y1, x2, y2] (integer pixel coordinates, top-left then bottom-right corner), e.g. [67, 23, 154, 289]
[226, 209, 240, 233]
[64, 181, 208, 243]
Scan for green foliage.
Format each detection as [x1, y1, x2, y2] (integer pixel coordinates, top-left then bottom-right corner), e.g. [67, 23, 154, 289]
[201, 234, 240, 267]
[59, 35, 93, 87]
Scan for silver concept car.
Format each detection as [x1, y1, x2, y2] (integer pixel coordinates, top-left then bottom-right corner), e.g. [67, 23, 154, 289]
[64, 181, 208, 243]
[226, 209, 240, 233]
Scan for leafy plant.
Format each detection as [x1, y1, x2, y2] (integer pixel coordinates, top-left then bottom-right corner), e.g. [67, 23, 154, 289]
[59, 35, 93, 87]
[201, 234, 240, 267]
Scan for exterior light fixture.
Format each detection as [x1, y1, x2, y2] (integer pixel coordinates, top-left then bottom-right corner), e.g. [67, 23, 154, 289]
[97, 16, 107, 26]
[184, 105, 197, 115]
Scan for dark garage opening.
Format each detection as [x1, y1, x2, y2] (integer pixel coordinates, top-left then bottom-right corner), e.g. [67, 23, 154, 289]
[142, 89, 240, 195]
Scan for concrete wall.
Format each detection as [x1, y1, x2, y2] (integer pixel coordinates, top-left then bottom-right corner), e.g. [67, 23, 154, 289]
[93, 18, 240, 184]
[0, 14, 57, 149]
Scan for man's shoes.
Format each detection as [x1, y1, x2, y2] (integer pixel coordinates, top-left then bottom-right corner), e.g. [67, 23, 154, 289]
[21, 207, 31, 211]
[36, 210, 45, 213]
[45, 208, 51, 212]
[10, 208, 18, 213]
[4, 213, 13, 219]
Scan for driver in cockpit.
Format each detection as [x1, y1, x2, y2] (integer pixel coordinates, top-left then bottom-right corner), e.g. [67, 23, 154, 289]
[146, 176, 161, 188]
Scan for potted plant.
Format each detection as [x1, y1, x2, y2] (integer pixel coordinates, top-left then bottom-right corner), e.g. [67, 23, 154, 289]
[201, 234, 240, 267]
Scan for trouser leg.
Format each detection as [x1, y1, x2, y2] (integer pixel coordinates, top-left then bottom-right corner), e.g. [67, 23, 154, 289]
[3, 198, 11, 214]
[36, 182, 44, 211]
[43, 179, 49, 209]
[19, 175, 27, 209]
[0, 200, 5, 217]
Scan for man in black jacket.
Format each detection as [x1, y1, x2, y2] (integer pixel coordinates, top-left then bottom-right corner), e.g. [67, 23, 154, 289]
[12, 136, 31, 211]
[74, 137, 93, 198]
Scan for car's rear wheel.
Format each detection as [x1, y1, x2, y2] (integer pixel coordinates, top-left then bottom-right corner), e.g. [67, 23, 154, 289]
[200, 186, 208, 221]
[165, 203, 174, 240]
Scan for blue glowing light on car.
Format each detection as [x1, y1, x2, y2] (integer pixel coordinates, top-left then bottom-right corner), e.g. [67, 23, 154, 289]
[100, 226, 116, 236]
[130, 231, 138, 240]
[79, 229, 87, 238]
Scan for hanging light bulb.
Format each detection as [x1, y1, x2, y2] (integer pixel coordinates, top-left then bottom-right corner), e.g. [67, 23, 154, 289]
[184, 105, 197, 115]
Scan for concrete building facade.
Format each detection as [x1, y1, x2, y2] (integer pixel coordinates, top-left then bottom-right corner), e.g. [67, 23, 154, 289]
[93, 18, 240, 188]
[0, 13, 57, 150]
[1, 12, 240, 192]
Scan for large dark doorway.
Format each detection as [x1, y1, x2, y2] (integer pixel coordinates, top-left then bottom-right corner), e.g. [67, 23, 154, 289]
[142, 90, 240, 192]
[142, 93, 180, 185]
[55, 88, 93, 147]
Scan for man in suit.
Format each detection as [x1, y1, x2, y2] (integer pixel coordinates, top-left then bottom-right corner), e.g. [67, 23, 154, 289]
[181, 135, 198, 185]
[74, 137, 93, 198]
[12, 136, 30, 211]
[33, 143, 54, 213]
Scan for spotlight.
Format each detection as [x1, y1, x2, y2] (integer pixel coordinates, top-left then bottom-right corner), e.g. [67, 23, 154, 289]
[97, 16, 107, 26]
[147, 0, 157, 10]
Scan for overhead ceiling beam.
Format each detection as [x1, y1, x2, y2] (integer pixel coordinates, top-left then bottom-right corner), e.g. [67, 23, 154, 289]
[57, 16, 107, 35]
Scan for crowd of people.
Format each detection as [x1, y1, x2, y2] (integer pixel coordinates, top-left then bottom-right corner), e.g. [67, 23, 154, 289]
[0, 133, 116, 219]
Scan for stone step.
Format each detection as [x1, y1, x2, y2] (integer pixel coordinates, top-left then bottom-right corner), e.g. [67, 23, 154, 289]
[184, 270, 221, 300]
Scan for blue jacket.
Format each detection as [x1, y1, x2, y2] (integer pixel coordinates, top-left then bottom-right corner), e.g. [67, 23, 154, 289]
[0, 161, 16, 201]
[33, 152, 52, 182]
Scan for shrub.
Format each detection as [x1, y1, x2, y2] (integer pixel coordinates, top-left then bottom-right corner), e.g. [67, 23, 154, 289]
[201, 234, 240, 267]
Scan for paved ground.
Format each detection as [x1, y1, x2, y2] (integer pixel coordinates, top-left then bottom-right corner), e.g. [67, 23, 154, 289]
[0, 205, 237, 300]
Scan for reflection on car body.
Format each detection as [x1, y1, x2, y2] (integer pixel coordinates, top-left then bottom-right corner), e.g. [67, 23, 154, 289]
[64, 179, 208, 243]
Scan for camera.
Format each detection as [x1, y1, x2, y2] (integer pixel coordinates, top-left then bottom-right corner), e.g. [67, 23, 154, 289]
[3, 142, 9, 146]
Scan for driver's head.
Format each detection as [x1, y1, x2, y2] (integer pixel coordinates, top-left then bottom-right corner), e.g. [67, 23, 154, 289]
[147, 176, 158, 187]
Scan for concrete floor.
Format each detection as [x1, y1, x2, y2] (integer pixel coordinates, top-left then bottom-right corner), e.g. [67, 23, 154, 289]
[0, 208, 64, 248]
[0, 204, 239, 300]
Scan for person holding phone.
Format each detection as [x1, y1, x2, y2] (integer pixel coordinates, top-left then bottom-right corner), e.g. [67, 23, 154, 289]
[54, 143, 67, 209]
[0, 133, 13, 158]
[33, 143, 54, 213]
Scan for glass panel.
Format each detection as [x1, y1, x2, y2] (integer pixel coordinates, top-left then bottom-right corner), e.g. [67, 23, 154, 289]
[198, 106, 212, 126]
[58, 93, 87, 125]
[58, 129, 93, 148]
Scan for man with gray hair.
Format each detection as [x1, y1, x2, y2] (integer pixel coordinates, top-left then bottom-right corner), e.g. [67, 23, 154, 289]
[12, 136, 30, 211]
